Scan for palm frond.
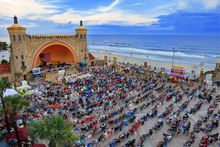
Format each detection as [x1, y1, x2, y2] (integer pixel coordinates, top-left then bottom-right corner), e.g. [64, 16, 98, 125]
[28, 115, 79, 146]
[3, 94, 30, 116]
[0, 79, 10, 92]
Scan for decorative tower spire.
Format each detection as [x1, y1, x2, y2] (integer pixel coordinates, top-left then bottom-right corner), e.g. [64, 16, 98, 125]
[76, 19, 87, 39]
[14, 15, 18, 24]
[80, 20, 83, 26]
[7, 15, 26, 35]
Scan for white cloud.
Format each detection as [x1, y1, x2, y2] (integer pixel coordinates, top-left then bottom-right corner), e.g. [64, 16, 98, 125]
[0, 0, 156, 26]
[0, 37, 10, 43]
[176, 0, 188, 9]
[0, 23, 37, 28]
[51, 9, 158, 26]
[51, 9, 81, 24]
[0, 0, 219, 28]
[133, 2, 145, 6]
[49, 0, 158, 26]
[176, 0, 220, 11]
[98, 0, 122, 12]
[85, 10, 158, 26]
[0, 0, 59, 18]
[202, 0, 220, 9]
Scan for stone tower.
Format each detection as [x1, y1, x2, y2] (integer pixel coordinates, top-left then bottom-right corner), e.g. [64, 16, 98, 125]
[216, 61, 220, 71]
[7, 17, 89, 82]
[200, 61, 220, 87]
[213, 61, 220, 86]
[7, 16, 28, 81]
[76, 20, 88, 61]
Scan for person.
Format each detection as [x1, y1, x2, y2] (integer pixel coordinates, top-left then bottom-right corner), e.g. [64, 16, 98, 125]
[209, 133, 219, 144]
[8, 138, 17, 146]
[9, 65, 217, 147]
[199, 135, 209, 147]
[183, 121, 191, 134]
[188, 132, 195, 144]
[156, 141, 163, 147]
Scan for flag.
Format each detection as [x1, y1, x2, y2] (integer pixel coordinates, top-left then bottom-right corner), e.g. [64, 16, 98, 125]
[40, 53, 51, 62]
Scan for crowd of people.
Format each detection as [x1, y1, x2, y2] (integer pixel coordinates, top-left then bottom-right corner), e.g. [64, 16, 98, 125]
[1, 63, 219, 147]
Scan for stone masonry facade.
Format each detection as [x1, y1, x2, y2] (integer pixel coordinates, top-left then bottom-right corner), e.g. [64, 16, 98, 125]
[7, 16, 88, 82]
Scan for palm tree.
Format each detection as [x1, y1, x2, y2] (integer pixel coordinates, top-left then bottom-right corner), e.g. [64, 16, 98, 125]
[29, 115, 79, 147]
[0, 79, 11, 133]
[3, 94, 30, 147]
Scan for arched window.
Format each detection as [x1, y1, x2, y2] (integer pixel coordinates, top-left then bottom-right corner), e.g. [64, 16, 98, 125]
[13, 35, 16, 41]
[18, 35, 21, 41]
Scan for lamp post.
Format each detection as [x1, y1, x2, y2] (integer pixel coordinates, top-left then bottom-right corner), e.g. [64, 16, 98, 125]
[172, 48, 175, 67]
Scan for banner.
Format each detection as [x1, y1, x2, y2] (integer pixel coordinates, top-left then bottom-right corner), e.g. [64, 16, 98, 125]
[171, 66, 185, 75]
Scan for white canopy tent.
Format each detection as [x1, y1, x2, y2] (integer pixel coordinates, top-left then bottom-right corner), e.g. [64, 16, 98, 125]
[3, 89, 19, 97]
[17, 80, 31, 90]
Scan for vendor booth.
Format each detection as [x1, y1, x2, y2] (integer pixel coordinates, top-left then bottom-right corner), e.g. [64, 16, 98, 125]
[164, 66, 197, 83]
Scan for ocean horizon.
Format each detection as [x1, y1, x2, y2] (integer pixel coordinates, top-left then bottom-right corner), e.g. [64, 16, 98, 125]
[1, 34, 220, 69]
[88, 34, 220, 67]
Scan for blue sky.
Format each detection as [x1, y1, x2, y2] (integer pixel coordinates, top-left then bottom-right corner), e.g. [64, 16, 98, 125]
[0, 0, 220, 41]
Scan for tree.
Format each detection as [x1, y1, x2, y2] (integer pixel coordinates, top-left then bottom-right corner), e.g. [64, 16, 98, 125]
[1, 59, 8, 64]
[0, 42, 8, 50]
[3, 94, 29, 147]
[0, 79, 11, 133]
[29, 115, 79, 147]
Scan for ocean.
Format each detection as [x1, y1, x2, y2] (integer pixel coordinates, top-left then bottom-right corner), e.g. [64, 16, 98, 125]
[88, 35, 220, 68]
[1, 35, 220, 68]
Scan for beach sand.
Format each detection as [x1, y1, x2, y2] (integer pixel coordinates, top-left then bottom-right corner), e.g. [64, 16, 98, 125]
[91, 51, 215, 75]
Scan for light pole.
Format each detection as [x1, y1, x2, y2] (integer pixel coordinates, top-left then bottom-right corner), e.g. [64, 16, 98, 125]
[172, 48, 175, 67]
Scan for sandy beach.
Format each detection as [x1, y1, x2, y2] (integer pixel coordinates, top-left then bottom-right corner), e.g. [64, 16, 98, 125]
[91, 51, 215, 76]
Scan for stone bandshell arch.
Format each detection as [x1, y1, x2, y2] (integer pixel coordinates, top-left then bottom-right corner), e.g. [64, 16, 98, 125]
[32, 40, 79, 68]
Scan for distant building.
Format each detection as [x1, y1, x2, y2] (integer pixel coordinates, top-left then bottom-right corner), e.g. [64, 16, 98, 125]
[200, 61, 220, 87]
[7, 16, 88, 82]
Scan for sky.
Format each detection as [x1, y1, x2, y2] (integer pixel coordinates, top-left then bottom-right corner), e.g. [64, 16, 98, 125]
[0, 0, 220, 41]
